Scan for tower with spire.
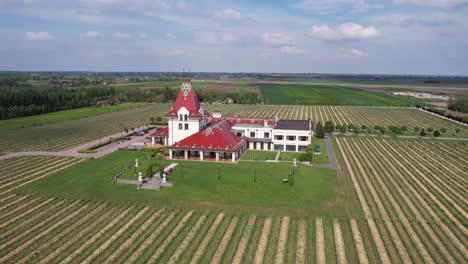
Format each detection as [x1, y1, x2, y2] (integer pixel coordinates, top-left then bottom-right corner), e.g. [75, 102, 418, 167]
[165, 80, 207, 145]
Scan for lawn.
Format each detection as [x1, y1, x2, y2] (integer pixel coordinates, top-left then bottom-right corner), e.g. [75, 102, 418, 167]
[24, 150, 344, 213]
[240, 150, 277, 160]
[258, 83, 425, 106]
[279, 151, 303, 162]
[311, 138, 329, 164]
[0, 103, 148, 129]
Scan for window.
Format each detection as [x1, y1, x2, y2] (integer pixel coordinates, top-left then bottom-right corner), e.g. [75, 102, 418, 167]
[287, 136, 296, 141]
[178, 123, 183, 130]
[274, 144, 284, 151]
[250, 132, 255, 138]
[286, 145, 297, 151]
[300, 136, 308, 141]
[236, 133, 242, 137]
[179, 114, 183, 121]
[184, 114, 188, 121]
[264, 132, 270, 138]
[275, 135, 283, 140]
[185, 124, 189, 130]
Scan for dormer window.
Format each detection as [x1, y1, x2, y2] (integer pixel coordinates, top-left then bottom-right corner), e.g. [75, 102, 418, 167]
[184, 114, 188, 121]
[179, 114, 183, 121]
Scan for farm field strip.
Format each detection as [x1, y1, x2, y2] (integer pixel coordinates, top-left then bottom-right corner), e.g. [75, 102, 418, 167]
[0, 197, 53, 228]
[0, 157, 72, 185]
[189, 213, 225, 264]
[345, 137, 435, 263]
[275, 216, 290, 264]
[333, 218, 348, 264]
[353, 137, 460, 263]
[337, 136, 468, 263]
[0, 194, 28, 211]
[253, 217, 272, 264]
[211, 216, 239, 264]
[231, 215, 257, 264]
[167, 214, 207, 264]
[350, 219, 369, 264]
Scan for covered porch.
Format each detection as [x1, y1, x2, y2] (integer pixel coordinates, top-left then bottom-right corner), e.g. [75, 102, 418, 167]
[169, 144, 247, 163]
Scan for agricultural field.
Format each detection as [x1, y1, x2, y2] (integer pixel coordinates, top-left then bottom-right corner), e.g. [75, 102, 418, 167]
[335, 136, 468, 263]
[0, 103, 171, 154]
[257, 83, 424, 106]
[203, 104, 468, 136]
[0, 103, 148, 129]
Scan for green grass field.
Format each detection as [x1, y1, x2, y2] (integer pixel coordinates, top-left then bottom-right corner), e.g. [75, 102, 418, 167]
[258, 83, 425, 106]
[240, 150, 277, 161]
[0, 103, 148, 129]
[24, 151, 345, 212]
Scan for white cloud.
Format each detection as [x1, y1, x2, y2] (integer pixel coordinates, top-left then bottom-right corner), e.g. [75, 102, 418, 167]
[194, 32, 238, 44]
[279, 46, 304, 54]
[293, 0, 382, 13]
[80, 31, 101, 38]
[338, 48, 368, 59]
[309, 23, 379, 40]
[24, 31, 53, 40]
[215, 8, 242, 20]
[111, 32, 132, 39]
[393, 0, 468, 8]
[165, 33, 176, 39]
[167, 48, 185, 56]
[261, 32, 295, 45]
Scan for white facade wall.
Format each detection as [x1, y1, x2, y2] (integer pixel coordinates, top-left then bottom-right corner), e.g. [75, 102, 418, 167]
[168, 106, 205, 145]
[272, 129, 312, 151]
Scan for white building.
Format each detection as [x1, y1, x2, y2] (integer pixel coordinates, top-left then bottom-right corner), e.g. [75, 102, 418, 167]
[150, 80, 313, 162]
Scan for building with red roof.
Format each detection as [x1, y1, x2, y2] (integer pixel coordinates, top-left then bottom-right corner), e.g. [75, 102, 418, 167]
[160, 80, 312, 162]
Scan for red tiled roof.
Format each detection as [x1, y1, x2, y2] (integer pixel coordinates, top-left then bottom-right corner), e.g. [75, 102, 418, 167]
[165, 81, 203, 117]
[150, 127, 168, 136]
[169, 119, 245, 152]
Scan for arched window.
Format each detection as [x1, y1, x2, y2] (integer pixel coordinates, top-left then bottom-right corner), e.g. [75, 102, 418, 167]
[179, 114, 183, 121]
[184, 114, 188, 121]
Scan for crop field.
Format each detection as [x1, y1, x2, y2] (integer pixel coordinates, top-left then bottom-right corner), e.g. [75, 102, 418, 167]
[1, 103, 466, 154]
[204, 104, 467, 136]
[0, 103, 171, 153]
[257, 83, 424, 106]
[335, 136, 468, 263]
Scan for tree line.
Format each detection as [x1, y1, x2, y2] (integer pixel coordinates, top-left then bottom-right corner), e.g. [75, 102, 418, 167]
[0, 87, 117, 120]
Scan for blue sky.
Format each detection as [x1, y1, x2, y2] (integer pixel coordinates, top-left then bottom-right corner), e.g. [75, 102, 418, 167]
[1, 0, 467, 75]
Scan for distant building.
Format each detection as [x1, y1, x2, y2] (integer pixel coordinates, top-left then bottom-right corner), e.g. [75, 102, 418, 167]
[96, 100, 110, 107]
[150, 80, 313, 162]
[225, 97, 234, 104]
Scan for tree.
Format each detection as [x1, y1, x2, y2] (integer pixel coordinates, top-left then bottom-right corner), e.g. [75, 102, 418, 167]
[433, 130, 440, 137]
[324, 120, 335, 133]
[427, 127, 434, 132]
[379, 126, 386, 134]
[361, 125, 368, 130]
[348, 124, 356, 131]
[339, 125, 347, 133]
[400, 126, 408, 133]
[315, 122, 325, 138]
[354, 128, 360, 134]
[413, 127, 419, 134]
[440, 128, 447, 133]
[149, 117, 155, 122]
[156, 116, 162, 122]
[419, 129, 427, 136]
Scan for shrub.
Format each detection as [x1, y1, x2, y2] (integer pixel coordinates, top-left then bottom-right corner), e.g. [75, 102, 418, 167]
[419, 129, 427, 136]
[298, 152, 312, 162]
[77, 149, 96, 153]
[324, 121, 335, 133]
[433, 130, 440, 137]
[339, 126, 347, 133]
[427, 127, 434, 132]
[155, 152, 164, 159]
[440, 128, 447, 133]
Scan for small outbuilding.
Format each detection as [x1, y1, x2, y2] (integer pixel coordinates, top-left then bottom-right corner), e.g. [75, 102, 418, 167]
[313, 145, 321, 154]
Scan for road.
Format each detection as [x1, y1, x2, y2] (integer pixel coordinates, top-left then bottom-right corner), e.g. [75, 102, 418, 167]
[312, 136, 339, 169]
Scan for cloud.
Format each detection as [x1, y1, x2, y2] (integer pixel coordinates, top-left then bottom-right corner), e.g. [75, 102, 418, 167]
[279, 46, 304, 54]
[338, 48, 368, 59]
[215, 8, 242, 20]
[292, 0, 382, 13]
[194, 32, 238, 44]
[24, 31, 53, 40]
[309, 23, 379, 40]
[111, 32, 132, 39]
[167, 48, 186, 56]
[80, 31, 101, 38]
[393, 0, 468, 8]
[164, 33, 176, 39]
[261, 32, 295, 45]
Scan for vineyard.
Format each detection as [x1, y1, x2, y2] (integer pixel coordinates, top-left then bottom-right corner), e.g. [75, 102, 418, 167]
[0, 103, 466, 154]
[0, 137, 467, 263]
[0, 104, 171, 153]
[335, 136, 468, 263]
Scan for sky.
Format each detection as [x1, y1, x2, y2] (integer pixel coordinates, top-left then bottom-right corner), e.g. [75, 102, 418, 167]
[0, 0, 468, 75]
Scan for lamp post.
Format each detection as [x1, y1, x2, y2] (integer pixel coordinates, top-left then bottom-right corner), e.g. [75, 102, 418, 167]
[253, 169, 256, 183]
[218, 168, 221, 181]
